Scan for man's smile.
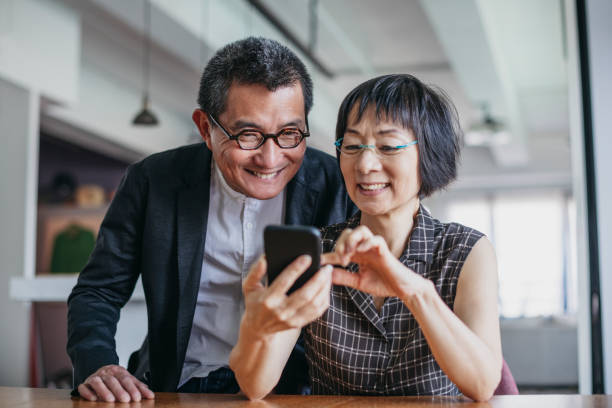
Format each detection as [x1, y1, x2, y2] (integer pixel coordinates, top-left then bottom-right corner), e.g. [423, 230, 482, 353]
[245, 166, 287, 180]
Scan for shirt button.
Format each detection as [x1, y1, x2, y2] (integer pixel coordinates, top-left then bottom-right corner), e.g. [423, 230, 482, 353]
[246, 222, 253, 229]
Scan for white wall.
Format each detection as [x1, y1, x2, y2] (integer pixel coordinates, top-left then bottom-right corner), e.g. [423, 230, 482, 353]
[0, 78, 39, 386]
[501, 318, 578, 386]
[0, 0, 80, 104]
[0, 0, 78, 386]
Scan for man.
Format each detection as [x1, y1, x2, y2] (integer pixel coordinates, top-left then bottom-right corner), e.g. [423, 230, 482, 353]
[67, 37, 356, 402]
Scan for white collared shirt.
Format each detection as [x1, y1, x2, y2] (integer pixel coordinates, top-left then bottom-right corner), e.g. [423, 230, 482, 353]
[179, 161, 285, 387]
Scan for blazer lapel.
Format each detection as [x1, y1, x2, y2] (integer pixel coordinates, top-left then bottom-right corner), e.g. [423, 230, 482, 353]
[175, 146, 212, 380]
[284, 164, 317, 225]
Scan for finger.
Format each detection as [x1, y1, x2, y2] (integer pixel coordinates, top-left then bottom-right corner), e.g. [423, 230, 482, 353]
[77, 383, 97, 402]
[355, 238, 376, 253]
[331, 239, 353, 267]
[284, 265, 332, 311]
[288, 273, 332, 326]
[312, 276, 332, 312]
[356, 235, 386, 255]
[321, 252, 344, 266]
[86, 376, 115, 402]
[332, 267, 362, 289]
[243, 255, 267, 290]
[136, 381, 155, 399]
[118, 375, 142, 402]
[334, 228, 353, 256]
[268, 255, 312, 295]
[288, 295, 329, 326]
[327, 249, 351, 267]
[102, 375, 131, 403]
[335, 227, 373, 265]
[344, 226, 373, 253]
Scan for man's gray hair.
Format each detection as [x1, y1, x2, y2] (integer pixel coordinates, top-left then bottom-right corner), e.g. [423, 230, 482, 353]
[197, 37, 313, 118]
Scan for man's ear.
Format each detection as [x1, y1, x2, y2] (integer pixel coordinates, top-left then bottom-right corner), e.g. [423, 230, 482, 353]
[192, 109, 213, 150]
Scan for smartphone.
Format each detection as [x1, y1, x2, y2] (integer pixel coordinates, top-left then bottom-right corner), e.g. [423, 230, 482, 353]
[264, 225, 321, 295]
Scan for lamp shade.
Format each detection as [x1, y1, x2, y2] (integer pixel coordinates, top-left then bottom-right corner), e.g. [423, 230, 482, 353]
[465, 103, 509, 146]
[132, 95, 159, 126]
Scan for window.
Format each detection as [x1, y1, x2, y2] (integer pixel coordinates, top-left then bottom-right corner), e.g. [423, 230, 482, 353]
[441, 190, 575, 318]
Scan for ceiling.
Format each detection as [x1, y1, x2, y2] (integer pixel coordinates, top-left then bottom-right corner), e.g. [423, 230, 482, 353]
[52, 0, 572, 190]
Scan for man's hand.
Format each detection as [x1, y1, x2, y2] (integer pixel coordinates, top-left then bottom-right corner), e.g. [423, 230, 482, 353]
[241, 255, 332, 339]
[78, 364, 154, 402]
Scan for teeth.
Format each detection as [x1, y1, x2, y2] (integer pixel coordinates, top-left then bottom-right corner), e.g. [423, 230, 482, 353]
[360, 183, 387, 190]
[253, 171, 278, 180]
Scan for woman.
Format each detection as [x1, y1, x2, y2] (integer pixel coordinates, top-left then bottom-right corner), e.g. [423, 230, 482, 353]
[229, 74, 502, 401]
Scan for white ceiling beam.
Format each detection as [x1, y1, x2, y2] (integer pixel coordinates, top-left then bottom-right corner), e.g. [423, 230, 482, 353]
[316, 4, 376, 77]
[419, 0, 529, 167]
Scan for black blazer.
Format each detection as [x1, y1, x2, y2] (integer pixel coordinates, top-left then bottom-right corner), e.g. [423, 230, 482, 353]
[67, 143, 356, 392]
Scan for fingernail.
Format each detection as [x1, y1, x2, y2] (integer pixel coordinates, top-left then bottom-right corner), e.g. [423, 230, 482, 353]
[301, 255, 312, 265]
[323, 265, 333, 274]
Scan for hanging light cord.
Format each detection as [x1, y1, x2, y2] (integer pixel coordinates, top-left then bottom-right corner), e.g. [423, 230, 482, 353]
[132, 0, 158, 125]
[199, 0, 207, 67]
[143, 0, 151, 103]
[309, 0, 318, 52]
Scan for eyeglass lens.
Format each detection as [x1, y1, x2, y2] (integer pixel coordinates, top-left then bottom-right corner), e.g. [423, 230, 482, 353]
[237, 130, 304, 149]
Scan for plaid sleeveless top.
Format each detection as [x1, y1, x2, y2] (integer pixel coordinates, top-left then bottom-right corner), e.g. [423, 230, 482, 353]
[305, 205, 484, 395]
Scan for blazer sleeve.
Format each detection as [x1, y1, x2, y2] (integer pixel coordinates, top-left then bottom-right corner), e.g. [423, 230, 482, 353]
[67, 162, 147, 389]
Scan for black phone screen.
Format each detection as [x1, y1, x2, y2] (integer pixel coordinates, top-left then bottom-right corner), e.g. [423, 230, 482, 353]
[264, 225, 321, 295]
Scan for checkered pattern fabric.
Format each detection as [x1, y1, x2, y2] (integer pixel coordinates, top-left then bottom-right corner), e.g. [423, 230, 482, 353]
[305, 205, 484, 395]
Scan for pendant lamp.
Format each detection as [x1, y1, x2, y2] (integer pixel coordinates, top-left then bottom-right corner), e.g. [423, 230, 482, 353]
[133, 0, 159, 126]
[465, 103, 509, 147]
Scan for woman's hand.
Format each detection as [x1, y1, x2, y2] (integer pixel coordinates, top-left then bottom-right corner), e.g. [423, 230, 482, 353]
[322, 226, 429, 300]
[229, 255, 332, 400]
[241, 254, 333, 340]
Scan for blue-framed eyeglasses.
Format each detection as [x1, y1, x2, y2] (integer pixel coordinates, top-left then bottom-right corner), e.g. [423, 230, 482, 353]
[334, 138, 418, 156]
[209, 115, 309, 150]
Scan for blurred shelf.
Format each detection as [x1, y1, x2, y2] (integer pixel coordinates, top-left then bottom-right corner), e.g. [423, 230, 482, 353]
[37, 204, 109, 216]
[9, 274, 144, 302]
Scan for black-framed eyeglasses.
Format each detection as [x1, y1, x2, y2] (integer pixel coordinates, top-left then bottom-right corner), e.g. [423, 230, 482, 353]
[209, 115, 310, 150]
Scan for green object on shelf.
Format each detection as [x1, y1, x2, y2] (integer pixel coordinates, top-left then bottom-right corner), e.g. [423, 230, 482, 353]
[50, 224, 96, 274]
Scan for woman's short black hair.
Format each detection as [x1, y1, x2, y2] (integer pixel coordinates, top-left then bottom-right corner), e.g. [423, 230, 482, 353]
[335, 74, 462, 197]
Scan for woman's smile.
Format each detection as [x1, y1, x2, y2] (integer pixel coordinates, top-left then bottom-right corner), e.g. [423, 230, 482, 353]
[357, 182, 390, 195]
